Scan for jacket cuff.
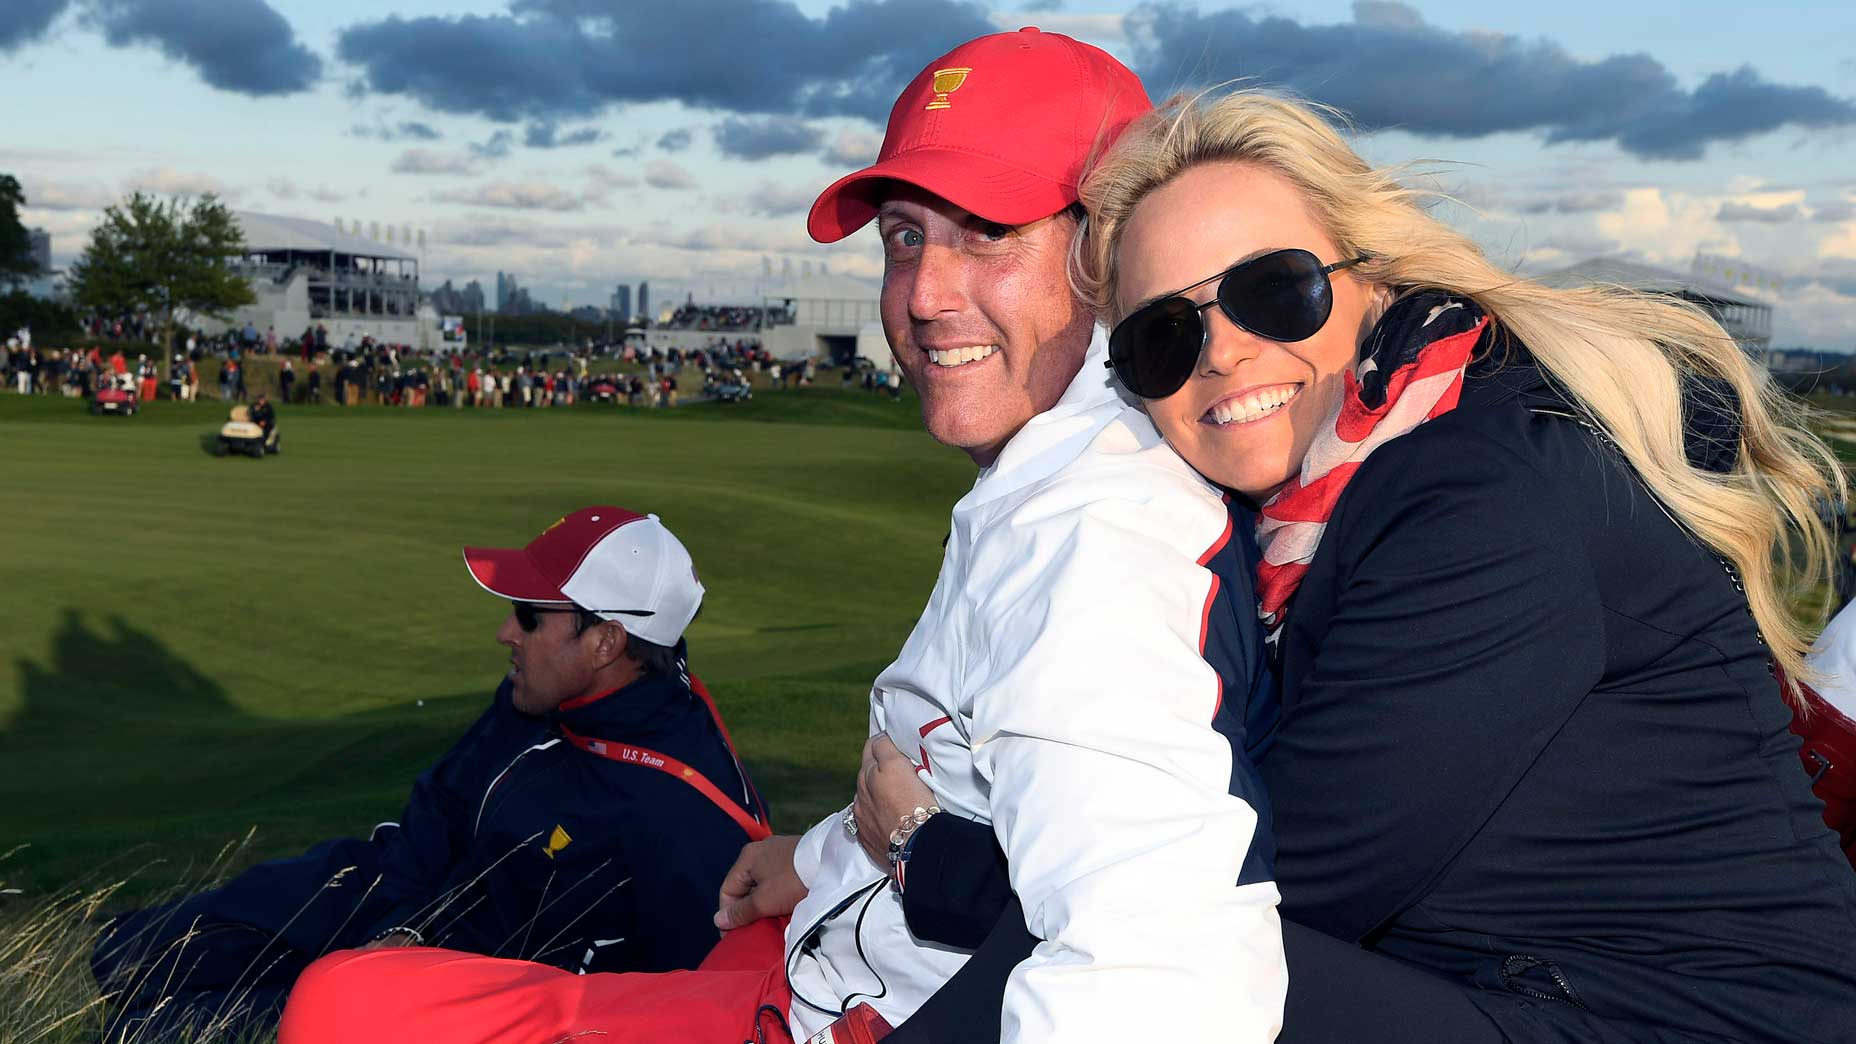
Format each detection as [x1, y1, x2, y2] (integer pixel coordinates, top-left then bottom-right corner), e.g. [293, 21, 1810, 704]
[899, 813, 1013, 950]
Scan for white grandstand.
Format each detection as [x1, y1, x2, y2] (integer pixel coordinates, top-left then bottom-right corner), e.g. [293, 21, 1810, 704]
[1535, 257, 1774, 355]
[758, 273, 887, 366]
[195, 212, 439, 348]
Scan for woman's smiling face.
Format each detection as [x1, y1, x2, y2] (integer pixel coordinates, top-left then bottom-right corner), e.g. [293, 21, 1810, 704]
[1113, 161, 1384, 500]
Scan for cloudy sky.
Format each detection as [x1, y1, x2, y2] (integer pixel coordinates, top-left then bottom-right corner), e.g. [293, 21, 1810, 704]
[3, 0, 1853, 346]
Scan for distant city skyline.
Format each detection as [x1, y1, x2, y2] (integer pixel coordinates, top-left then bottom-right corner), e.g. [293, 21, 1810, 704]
[3, 1, 1854, 345]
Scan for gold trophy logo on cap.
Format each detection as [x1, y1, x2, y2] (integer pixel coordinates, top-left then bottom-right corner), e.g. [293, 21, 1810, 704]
[925, 67, 971, 110]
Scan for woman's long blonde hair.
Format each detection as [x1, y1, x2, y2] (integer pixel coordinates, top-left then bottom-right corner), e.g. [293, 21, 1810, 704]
[1075, 90, 1844, 700]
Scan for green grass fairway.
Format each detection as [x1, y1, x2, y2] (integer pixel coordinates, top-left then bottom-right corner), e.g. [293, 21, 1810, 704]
[0, 390, 973, 900]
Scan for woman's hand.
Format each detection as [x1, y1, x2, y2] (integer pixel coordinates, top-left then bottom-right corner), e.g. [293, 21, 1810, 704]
[714, 834, 806, 930]
[854, 733, 935, 869]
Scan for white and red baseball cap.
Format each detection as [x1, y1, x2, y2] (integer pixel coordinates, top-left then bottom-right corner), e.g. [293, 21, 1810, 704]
[807, 27, 1152, 243]
[463, 507, 704, 647]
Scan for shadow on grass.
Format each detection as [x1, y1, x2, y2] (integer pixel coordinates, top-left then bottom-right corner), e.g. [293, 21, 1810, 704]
[1, 611, 859, 1041]
[2, 610, 854, 894]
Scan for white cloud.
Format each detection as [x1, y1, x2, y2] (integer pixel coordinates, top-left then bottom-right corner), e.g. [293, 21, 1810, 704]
[821, 128, 883, 169]
[644, 160, 696, 190]
[1717, 201, 1805, 223]
[1819, 220, 1856, 260]
[124, 166, 233, 198]
[389, 148, 479, 176]
[432, 181, 588, 212]
[989, 10, 1128, 48]
[1769, 281, 1856, 347]
[19, 183, 116, 211]
[419, 221, 885, 299]
[583, 163, 640, 196]
[732, 181, 823, 218]
[1595, 187, 1739, 265]
[432, 218, 623, 250]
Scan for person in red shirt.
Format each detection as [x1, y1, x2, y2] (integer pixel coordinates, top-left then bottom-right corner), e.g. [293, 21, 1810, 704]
[136, 354, 158, 402]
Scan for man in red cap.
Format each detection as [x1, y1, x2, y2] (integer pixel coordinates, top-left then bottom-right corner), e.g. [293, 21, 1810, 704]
[283, 29, 1284, 1044]
[98, 508, 768, 1040]
[806, 26, 1145, 467]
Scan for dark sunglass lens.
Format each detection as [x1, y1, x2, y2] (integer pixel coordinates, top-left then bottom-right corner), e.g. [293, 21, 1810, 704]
[514, 602, 539, 632]
[1112, 298, 1203, 398]
[1221, 249, 1333, 342]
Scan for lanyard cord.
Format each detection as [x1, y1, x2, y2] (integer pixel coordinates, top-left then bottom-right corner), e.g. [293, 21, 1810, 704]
[690, 673, 773, 827]
[785, 879, 889, 1020]
[557, 725, 772, 841]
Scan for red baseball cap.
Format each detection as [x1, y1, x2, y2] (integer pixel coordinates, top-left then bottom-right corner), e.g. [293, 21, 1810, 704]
[463, 507, 704, 647]
[807, 27, 1151, 243]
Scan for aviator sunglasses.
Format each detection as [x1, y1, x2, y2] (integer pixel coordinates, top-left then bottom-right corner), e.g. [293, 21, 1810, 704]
[1107, 248, 1370, 400]
[512, 601, 654, 634]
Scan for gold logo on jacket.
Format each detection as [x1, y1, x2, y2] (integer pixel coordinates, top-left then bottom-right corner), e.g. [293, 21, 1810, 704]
[925, 67, 971, 110]
[543, 824, 572, 859]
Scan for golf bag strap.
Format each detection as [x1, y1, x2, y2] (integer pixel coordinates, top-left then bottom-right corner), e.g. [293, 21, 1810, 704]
[557, 725, 773, 842]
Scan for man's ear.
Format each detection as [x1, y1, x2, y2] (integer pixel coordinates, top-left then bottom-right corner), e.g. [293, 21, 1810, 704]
[591, 620, 630, 671]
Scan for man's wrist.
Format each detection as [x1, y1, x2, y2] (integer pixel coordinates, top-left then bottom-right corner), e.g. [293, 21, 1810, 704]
[888, 805, 941, 890]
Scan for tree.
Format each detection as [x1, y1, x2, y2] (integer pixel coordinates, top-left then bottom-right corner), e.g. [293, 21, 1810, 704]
[0, 174, 39, 288]
[66, 192, 254, 352]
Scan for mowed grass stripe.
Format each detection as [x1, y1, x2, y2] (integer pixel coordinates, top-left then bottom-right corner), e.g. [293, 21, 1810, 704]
[0, 392, 973, 897]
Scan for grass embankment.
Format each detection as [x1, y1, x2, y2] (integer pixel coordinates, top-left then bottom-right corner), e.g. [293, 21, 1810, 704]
[0, 388, 972, 1040]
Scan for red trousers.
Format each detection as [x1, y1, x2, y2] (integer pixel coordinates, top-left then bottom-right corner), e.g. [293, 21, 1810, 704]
[278, 918, 792, 1044]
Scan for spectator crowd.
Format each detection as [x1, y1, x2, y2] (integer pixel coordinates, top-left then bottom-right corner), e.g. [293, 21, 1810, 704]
[3, 319, 897, 413]
[663, 303, 791, 331]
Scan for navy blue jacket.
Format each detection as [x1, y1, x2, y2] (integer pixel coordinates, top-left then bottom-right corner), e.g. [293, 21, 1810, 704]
[892, 356, 1856, 1044]
[364, 666, 766, 974]
[1264, 355, 1856, 1042]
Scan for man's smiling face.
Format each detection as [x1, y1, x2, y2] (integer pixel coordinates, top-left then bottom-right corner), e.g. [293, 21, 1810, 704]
[876, 185, 1094, 466]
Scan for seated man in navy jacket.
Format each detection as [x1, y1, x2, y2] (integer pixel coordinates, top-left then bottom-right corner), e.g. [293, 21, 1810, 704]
[92, 507, 769, 1040]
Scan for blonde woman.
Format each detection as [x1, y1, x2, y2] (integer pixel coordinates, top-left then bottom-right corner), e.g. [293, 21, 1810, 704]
[874, 92, 1856, 1043]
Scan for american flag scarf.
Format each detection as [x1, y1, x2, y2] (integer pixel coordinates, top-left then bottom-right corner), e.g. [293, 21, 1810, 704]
[1255, 294, 1490, 633]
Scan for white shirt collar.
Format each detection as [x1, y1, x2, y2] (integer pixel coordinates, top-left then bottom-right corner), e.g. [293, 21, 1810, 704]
[965, 325, 1126, 507]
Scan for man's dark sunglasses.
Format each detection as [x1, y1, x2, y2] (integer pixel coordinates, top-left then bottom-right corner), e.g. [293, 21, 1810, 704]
[512, 601, 654, 634]
[1107, 248, 1370, 400]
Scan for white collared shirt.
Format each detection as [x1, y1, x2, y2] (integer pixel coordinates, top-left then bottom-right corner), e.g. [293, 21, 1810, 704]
[784, 328, 1286, 1042]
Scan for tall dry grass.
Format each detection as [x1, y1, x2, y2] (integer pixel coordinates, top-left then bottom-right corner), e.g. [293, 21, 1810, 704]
[1, 837, 279, 1044]
[0, 826, 634, 1043]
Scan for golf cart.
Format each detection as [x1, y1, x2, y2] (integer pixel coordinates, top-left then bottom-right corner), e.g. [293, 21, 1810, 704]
[586, 376, 621, 403]
[710, 378, 752, 403]
[91, 383, 137, 416]
[216, 405, 278, 458]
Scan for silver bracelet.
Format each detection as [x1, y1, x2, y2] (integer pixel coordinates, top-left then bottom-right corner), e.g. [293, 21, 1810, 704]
[886, 805, 941, 870]
[373, 925, 425, 945]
